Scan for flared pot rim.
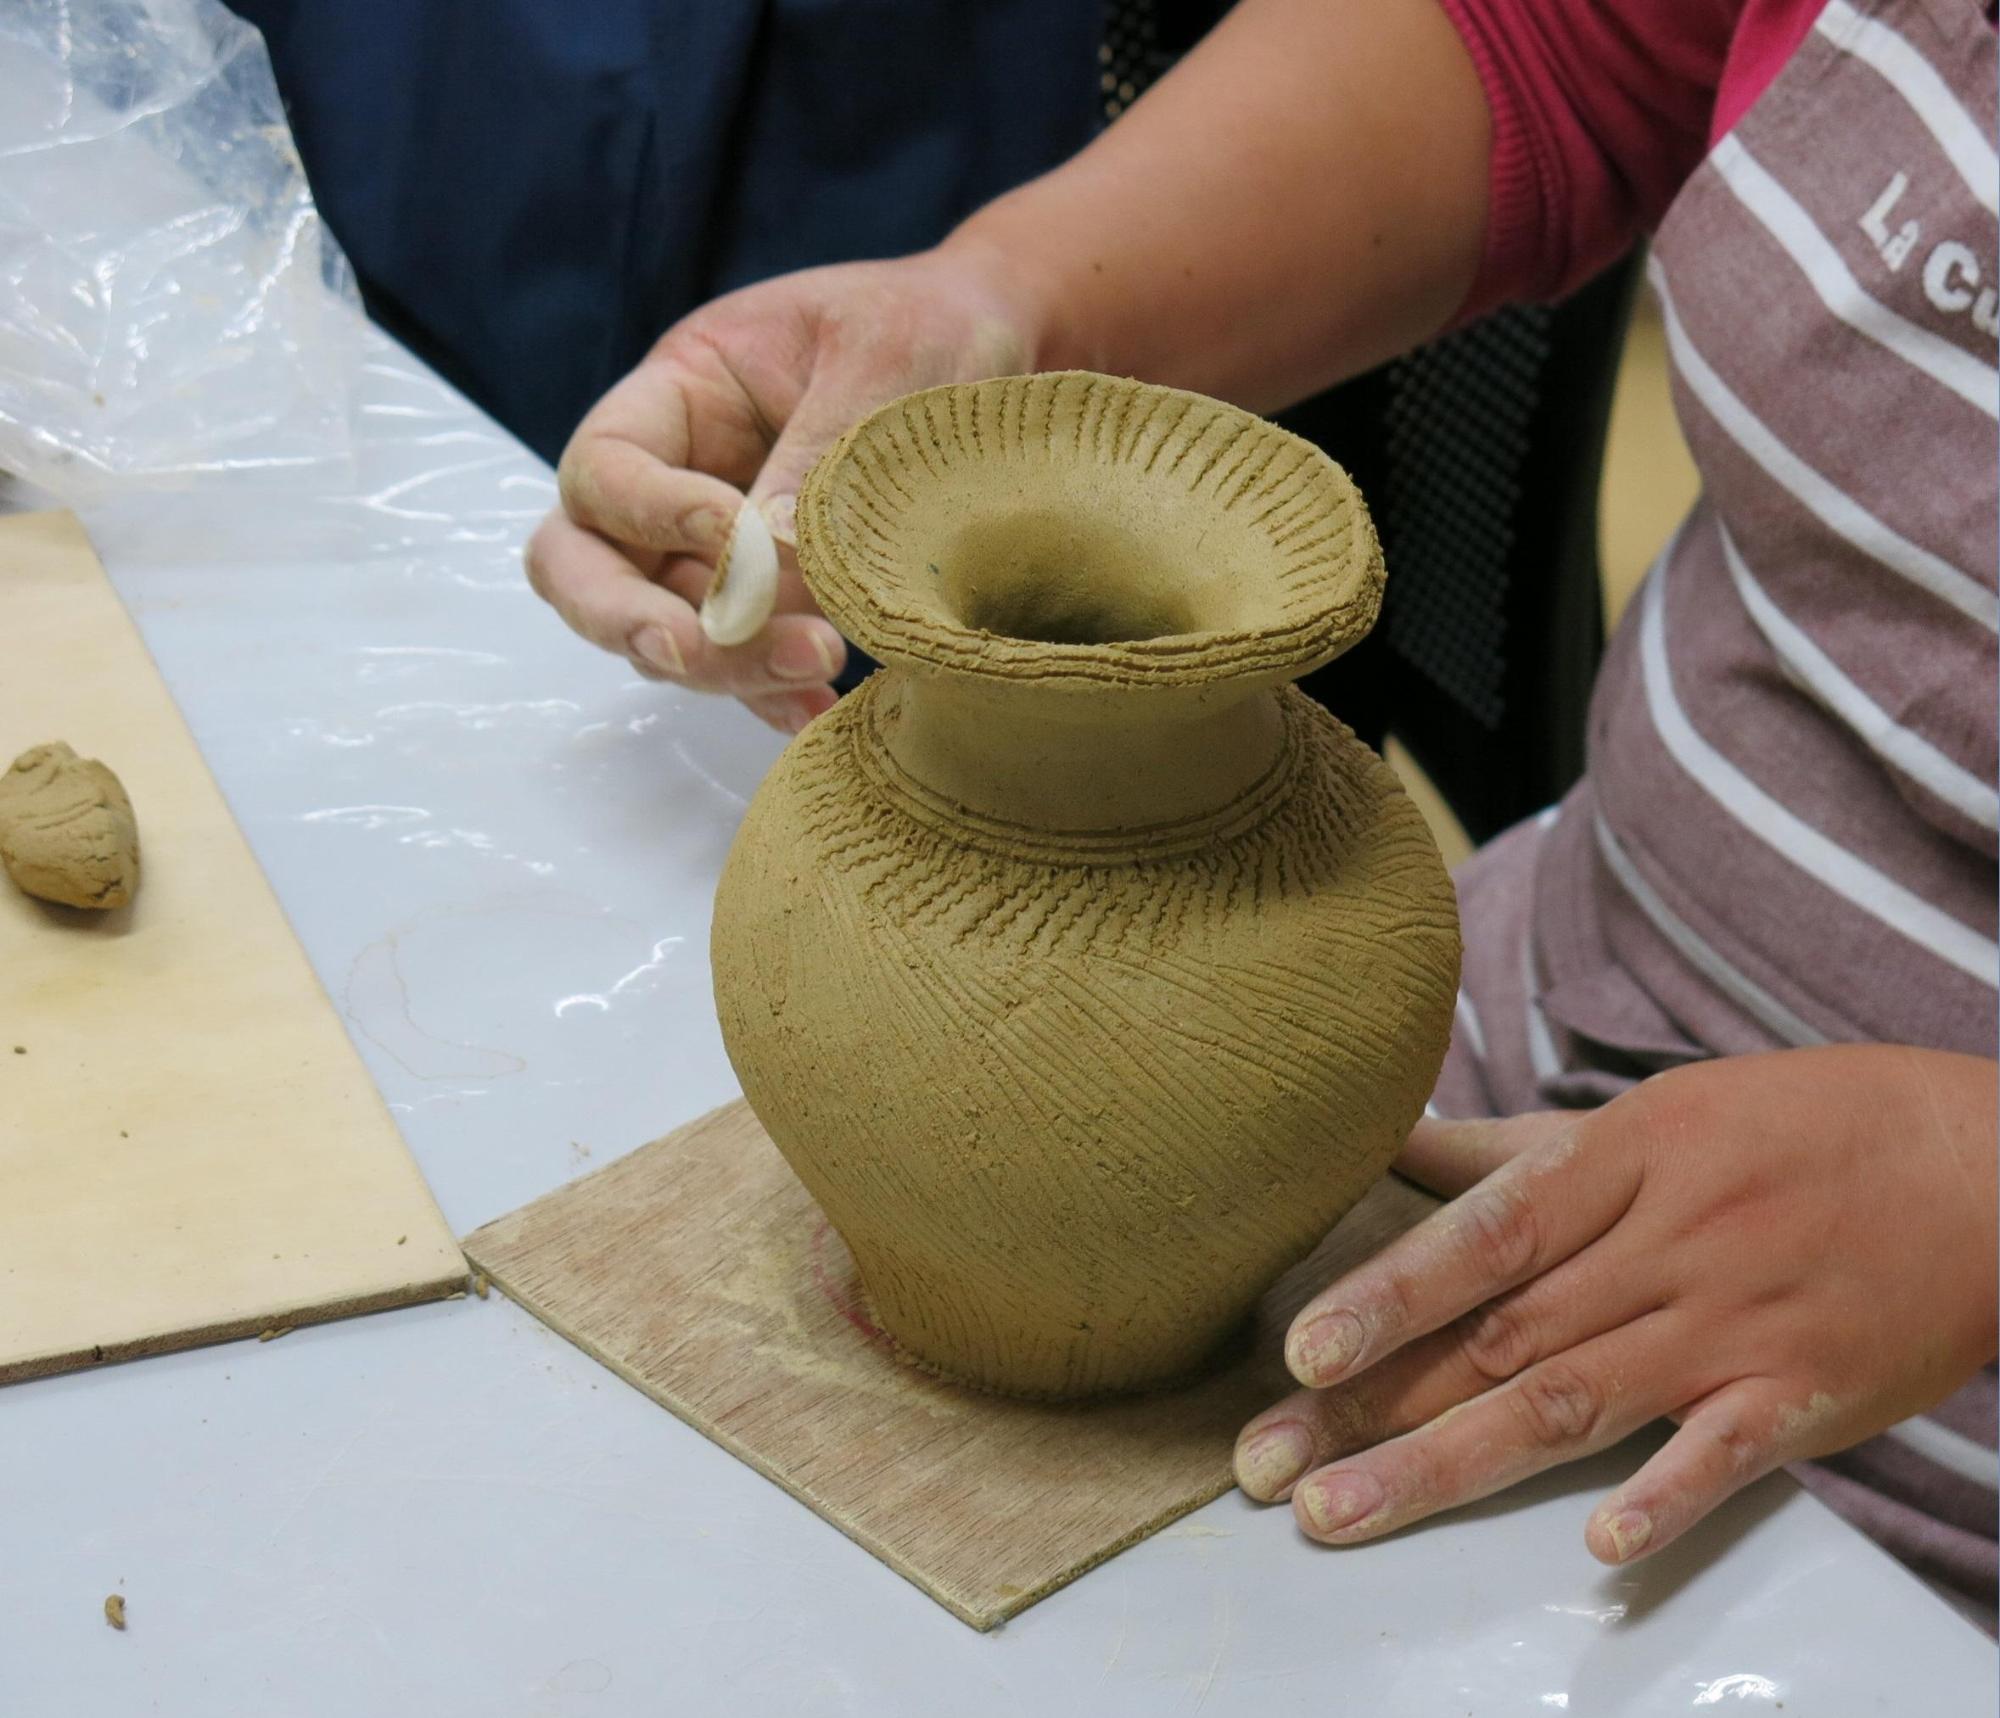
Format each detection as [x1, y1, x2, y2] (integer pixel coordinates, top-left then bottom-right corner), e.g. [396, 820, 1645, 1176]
[796, 372, 1385, 698]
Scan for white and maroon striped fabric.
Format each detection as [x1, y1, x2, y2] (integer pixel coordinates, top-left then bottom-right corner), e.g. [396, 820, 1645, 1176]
[1431, 0, 1998, 1619]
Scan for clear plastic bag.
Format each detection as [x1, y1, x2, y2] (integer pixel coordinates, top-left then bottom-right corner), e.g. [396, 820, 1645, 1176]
[0, 0, 360, 503]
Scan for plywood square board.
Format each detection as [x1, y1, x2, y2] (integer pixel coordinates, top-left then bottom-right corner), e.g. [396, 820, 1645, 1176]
[465, 1098, 1435, 1629]
[1, 510, 465, 1383]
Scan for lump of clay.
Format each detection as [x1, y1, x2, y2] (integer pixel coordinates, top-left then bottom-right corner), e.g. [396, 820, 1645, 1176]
[0, 742, 140, 909]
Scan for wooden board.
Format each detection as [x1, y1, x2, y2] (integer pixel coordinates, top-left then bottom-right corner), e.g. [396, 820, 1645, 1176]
[0, 510, 466, 1384]
[465, 1098, 1436, 1629]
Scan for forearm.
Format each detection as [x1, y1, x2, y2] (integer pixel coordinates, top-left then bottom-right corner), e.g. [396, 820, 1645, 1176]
[942, 0, 1492, 412]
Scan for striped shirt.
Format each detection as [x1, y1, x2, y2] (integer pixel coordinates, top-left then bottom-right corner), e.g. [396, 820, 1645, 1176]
[1435, 0, 1998, 1620]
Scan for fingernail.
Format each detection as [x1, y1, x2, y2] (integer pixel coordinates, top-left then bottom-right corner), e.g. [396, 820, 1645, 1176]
[761, 493, 797, 547]
[1235, 1423, 1314, 1500]
[1599, 1507, 1653, 1562]
[768, 629, 837, 682]
[634, 625, 684, 676]
[785, 703, 817, 735]
[690, 504, 734, 556]
[1287, 1311, 1364, 1384]
[1298, 1470, 1385, 1538]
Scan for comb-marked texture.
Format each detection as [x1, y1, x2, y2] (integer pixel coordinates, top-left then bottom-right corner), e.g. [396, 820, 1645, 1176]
[713, 373, 1460, 1399]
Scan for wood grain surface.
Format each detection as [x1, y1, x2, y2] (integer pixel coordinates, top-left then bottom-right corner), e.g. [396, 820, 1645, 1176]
[0, 510, 465, 1384]
[465, 1097, 1436, 1629]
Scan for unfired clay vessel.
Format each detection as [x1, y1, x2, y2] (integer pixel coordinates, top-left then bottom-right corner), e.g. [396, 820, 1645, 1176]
[712, 373, 1460, 1400]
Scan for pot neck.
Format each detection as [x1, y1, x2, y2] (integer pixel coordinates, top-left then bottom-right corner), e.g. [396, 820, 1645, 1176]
[863, 671, 1292, 845]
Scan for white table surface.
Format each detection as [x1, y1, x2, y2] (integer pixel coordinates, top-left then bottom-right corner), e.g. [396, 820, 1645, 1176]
[1, 328, 1992, 1718]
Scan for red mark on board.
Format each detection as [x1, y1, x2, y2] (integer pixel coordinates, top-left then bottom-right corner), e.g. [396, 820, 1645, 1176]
[808, 1217, 889, 1346]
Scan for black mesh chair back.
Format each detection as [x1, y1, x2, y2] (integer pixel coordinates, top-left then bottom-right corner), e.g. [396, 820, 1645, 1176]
[1103, 0, 1640, 846]
[1284, 261, 1638, 843]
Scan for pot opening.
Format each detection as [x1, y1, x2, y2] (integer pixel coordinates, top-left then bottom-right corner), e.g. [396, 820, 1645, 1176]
[938, 507, 1236, 647]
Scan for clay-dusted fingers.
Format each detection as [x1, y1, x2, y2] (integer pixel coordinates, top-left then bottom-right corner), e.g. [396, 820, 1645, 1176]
[1289, 1313, 1691, 1544]
[526, 511, 845, 697]
[1237, 1236, 1660, 1501]
[1583, 1377, 1798, 1565]
[653, 608, 846, 701]
[557, 431, 745, 564]
[526, 508, 683, 661]
[651, 506, 823, 619]
[1284, 1113, 1639, 1389]
[687, 613, 844, 697]
[1237, 1327, 1497, 1500]
[635, 570, 845, 696]
[1395, 1110, 1579, 1199]
[652, 545, 848, 689]
[743, 686, 839, 736]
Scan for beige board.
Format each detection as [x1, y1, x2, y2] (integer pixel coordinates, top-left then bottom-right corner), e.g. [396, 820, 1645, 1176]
[0, 510, 465, 1384]
[465, 1098, 1436, 1630]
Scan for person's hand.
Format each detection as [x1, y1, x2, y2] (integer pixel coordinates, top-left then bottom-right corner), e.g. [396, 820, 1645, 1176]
[1233, 1046, 1998, 1564]
[525, 242, 1042, 733]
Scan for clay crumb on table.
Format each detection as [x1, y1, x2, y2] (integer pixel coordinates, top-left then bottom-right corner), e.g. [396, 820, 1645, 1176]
[103, 1594, 125, 1631]
[0, 741, 140, 910]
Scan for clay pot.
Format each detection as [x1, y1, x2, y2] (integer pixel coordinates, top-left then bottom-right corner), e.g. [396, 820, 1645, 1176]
[712, 373, 1460, 1400]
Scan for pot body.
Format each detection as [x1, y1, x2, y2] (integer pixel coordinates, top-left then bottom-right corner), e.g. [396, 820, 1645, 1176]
[712, 676, 1460, 1398]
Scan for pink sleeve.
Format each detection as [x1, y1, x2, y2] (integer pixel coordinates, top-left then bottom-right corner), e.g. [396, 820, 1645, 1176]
[1437, 0, 1743, 315]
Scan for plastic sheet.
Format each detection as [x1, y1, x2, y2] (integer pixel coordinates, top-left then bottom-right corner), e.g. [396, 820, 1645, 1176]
[0, 0, 360, 503]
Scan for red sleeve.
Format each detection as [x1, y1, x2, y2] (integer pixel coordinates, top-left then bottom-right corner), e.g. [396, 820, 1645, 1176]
[1437, 0, 1743, 315]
